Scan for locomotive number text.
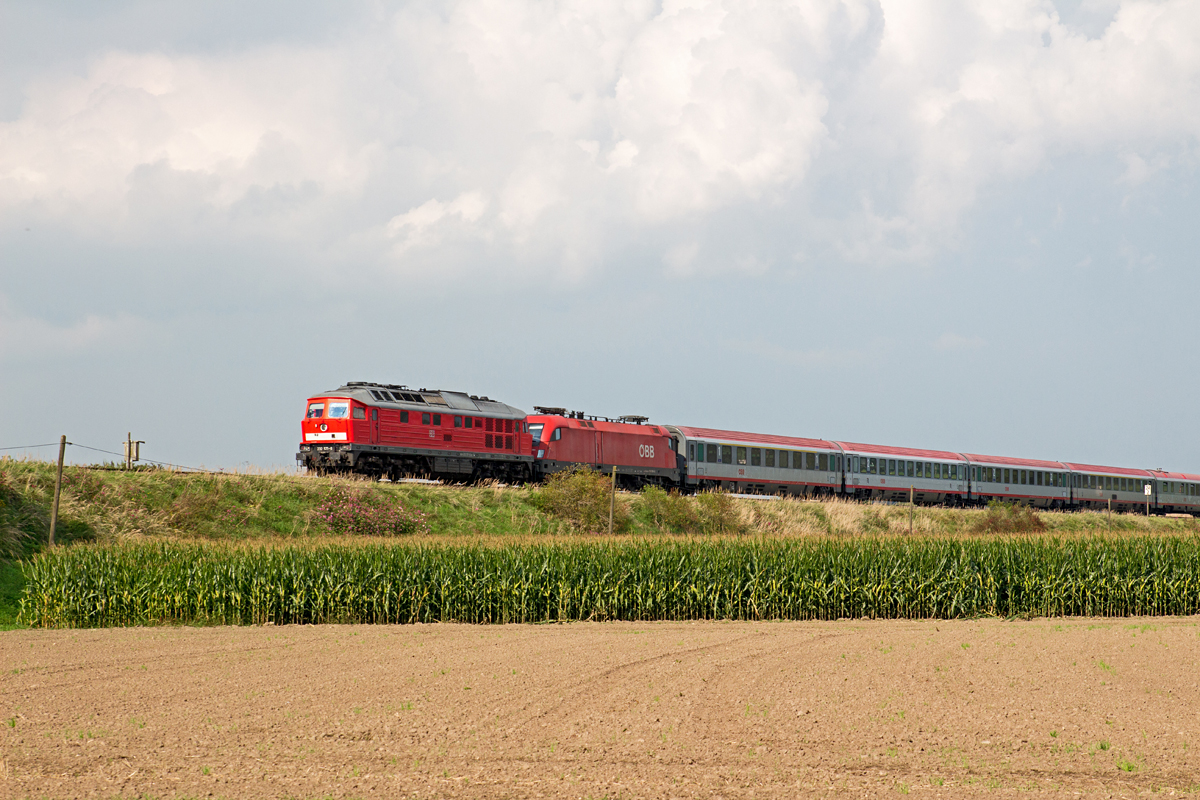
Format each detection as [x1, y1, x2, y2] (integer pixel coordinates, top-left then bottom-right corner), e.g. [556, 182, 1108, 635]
[638, 444, 655, 458]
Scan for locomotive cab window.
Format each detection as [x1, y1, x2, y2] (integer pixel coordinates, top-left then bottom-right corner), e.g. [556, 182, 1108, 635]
[306, 402, 325, 418]
[551, 428, 562, 441]
[528, 423, 544, 441]
[327, 402, 350, 419]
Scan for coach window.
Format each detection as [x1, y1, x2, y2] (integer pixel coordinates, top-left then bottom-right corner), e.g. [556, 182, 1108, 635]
[693, 443, 702, 462]
[306, 402, 325, 418]
[765, 449, 775, 468]
[737, 447, 748, 465]
[885, 459, 893, 476]
[718, 445, 730, 464]
[709, 445, 719, 464]
[904, 460, 912, 477]
[352, 407, 366, 420]
[422, 412, 431, 425]
[864, 457, 873, 474]
[751, 448, 761, 466]
[813, 453, 824, 471]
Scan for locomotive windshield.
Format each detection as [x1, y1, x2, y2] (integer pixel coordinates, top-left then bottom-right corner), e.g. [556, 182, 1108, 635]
[306, 402, 325, 418]
[327, 401, 350, 419]
[527, 423, 544, 442]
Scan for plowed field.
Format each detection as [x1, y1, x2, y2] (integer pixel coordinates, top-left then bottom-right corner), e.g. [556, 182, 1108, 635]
[3, 618, 1199, 798]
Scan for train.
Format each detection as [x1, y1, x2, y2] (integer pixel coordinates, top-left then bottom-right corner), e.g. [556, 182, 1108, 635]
[297, 381, 1200, 515]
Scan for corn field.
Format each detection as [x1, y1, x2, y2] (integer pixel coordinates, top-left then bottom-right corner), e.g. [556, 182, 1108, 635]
[20, 536, 1200, 627]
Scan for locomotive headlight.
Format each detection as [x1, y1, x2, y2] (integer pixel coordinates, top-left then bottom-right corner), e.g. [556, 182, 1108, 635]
[320, 423, 328, 432]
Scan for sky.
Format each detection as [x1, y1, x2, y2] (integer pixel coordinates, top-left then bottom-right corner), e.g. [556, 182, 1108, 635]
[1, 0, 1198, 473]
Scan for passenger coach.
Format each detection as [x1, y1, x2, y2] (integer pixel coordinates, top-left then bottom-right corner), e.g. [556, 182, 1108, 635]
[964, 454, 1071, 509]
[667, 426, 842, 496]
[839, 442, 968, 505]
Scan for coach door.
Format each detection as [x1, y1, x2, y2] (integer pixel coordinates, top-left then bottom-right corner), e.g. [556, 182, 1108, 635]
[370, 408, 380, 445]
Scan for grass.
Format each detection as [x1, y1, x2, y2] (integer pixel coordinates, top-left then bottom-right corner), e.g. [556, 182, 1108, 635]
[3, 457, 1193, 550]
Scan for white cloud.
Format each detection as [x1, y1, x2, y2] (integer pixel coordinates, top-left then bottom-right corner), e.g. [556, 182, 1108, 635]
[387, 191, 489, 253]
[1, 0, 1199, 276]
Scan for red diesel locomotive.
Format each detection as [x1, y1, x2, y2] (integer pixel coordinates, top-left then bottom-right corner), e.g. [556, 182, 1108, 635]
[298, 382, 533, 482]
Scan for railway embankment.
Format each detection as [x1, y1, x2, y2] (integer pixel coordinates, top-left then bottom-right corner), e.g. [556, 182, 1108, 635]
[3, 457, 1197, 627]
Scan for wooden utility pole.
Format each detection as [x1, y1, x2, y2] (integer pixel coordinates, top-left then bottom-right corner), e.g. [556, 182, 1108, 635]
[909, 485, 914, 535]
[608, 466, 618, 536]
[49, 435, 66, 546]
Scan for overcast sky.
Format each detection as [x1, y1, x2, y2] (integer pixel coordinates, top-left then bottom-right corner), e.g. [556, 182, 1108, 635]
[2, 0, 1198, 472]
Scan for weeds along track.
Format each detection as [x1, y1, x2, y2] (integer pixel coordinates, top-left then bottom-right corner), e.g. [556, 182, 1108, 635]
[21, 536, 1200, 627]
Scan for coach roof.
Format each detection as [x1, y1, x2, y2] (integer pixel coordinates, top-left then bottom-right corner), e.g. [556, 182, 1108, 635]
[961, 453, 1068, 470]
[669, 426, 837, 450]
[836, 441, 964, 461]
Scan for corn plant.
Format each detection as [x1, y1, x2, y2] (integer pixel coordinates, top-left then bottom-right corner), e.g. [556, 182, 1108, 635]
[19, 535, 1200, 628]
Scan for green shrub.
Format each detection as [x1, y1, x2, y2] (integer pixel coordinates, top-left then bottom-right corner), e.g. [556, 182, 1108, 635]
[696, 489, 742, 534]
[638, 486, 699, 533]
[316, 485, 428, 536]
[532, 467, 627, 533]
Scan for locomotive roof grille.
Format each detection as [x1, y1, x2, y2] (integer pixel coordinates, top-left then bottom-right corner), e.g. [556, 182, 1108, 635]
[318, 382, 527, 420]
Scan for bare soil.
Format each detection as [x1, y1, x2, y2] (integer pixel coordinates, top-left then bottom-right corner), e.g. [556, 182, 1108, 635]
[3, 618, 1200, 798]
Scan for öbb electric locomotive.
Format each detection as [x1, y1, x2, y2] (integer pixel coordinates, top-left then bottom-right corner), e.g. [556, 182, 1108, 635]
[297, 381, 1200, 514]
